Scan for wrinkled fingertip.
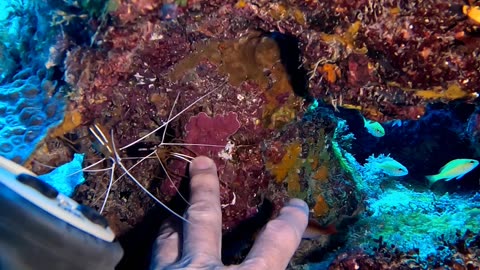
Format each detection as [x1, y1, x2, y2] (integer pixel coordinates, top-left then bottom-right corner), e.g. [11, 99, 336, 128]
[190, 156, 217, 173]
[282, 199, 309, 222]
[278, 198, 309, 234]
[182, 155, 222, 260]
[241, 199, 309, 269]
[286, 198, 309, 213]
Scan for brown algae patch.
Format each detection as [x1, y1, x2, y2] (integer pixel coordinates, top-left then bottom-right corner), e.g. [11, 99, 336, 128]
[170, 32, 303, 130]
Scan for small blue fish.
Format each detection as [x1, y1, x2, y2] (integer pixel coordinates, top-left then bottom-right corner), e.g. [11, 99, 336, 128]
[391, 119, 403, 127]
[363, 117, 385, 137]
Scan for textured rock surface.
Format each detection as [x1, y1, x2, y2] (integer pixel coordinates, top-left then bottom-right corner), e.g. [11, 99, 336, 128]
[0, 1, 67, 163]
[8, 0, 479, 269]
[0, 76, 65, 163]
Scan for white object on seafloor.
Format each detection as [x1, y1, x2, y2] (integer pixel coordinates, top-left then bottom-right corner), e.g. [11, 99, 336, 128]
[0, 155, 116, 242]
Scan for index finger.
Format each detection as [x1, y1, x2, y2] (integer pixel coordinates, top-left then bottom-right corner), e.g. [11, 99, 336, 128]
[182, 156, 222, 263]
[241, 199, 309, 270]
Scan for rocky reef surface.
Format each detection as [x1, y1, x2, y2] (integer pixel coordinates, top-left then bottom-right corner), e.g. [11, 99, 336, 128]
[1, 0, 480, 269]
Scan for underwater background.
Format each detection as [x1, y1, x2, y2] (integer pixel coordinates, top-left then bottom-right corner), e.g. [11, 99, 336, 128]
[1, 0, 480, 269]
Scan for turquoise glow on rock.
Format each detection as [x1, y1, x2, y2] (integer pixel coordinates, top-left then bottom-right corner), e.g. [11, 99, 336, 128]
[38, 154, 86, 197]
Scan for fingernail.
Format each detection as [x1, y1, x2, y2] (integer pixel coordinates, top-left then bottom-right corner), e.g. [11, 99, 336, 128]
[191, 156, 215, 170]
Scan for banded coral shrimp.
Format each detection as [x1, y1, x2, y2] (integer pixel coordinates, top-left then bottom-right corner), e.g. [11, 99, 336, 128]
[35, 82, 228, 225]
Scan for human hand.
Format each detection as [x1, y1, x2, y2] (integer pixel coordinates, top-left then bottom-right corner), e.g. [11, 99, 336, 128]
[151, 156, 309, 270]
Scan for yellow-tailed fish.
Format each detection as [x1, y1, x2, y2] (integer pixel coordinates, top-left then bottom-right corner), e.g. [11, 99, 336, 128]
[375, 159, 408, 176]
[363, 117, 385, 137]
[365, 154, 408, 176]
[426, 159, 479, 186]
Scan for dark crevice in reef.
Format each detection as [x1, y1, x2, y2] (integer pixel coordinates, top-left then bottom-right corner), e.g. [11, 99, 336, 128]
[264, 31, 313, 103]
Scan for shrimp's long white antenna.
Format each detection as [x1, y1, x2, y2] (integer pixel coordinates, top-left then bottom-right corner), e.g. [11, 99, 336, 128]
[170, 152, 194, 162]
[99, 161, 115, 214]
[110, 130, 190, 224]
[92, 150, 156, 205]
[93, 147, 191, 204]
[115, 150, 157, 182]
[155, 151, 190, 206]
[161, 142, 226, 148]
[162, 92, 180, 145]
[83, 167, 114, 173]
[154, 91, 190, 206]
[67, 157, 107, 177]
[112, 91, 180, 183]
[120, 82, 226, 150]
